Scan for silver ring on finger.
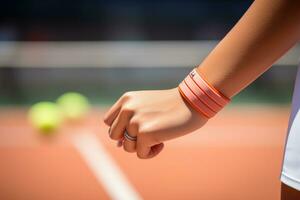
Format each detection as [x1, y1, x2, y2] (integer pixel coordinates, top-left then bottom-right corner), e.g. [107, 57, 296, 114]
[124, 131, 137, 141]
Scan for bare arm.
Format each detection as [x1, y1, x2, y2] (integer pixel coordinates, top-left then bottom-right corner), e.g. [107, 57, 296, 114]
[104, 0, 300, 159]
[198, 0, 300, 98]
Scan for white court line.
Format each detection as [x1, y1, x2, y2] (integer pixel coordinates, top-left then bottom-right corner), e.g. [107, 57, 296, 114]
[71, 133, 142, 200]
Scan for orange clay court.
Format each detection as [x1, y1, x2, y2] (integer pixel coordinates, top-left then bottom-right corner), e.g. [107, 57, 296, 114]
[0, 105, 289, 200]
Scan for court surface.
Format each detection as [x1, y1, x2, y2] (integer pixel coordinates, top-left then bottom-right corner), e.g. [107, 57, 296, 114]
[0, 106, 289, 200]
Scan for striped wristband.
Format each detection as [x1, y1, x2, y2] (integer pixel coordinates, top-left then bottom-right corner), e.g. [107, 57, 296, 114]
[178, 68, 230, 118]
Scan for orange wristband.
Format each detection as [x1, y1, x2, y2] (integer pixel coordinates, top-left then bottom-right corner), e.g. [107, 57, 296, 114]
[178, 68, 230, 118]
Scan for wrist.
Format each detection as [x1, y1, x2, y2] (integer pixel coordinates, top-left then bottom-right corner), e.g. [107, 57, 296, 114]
[178, 68, 231, 118]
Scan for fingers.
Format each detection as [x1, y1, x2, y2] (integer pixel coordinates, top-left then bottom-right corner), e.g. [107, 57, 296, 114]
[122, 118, 138, 153]
[136, 142, 164, 159]
[104, 93, 130, 126]
[112, 124, 164, 158]
[136, 132, 164, 159]
[136, 137, 150, 159]
[103, 99, 122, 126]
[104, 91, 164, 159]
[108, 106, 137, 153]
[108, 114, 164, 158]
[110, 117, 164, 158]
[123, 136, 136, 153]
[109, 108, 133, 141]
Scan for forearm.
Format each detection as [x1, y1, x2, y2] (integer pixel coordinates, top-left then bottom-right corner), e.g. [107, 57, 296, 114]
[197, 0, 300, 98]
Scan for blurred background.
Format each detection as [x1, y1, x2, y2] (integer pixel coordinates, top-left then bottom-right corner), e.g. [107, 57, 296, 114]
[0, 1, 299, 200]
[0, 0, 299, 106]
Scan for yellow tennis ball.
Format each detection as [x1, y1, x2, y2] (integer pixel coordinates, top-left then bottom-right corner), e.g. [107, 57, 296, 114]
[57, 92, 90, 120]
[28, 102, 62, 134]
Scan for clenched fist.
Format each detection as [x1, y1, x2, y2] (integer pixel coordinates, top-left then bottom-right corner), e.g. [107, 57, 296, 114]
[103, 88, 208, 159]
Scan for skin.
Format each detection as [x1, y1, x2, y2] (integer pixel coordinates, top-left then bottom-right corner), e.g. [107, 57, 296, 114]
[104, 0, 300, 198]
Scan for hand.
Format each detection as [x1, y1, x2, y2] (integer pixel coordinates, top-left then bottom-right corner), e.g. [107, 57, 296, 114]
[103, 88, 208, 159]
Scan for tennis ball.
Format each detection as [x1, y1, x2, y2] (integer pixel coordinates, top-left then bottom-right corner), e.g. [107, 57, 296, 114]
[28, 102, 62, 134]
[57, 92, 90, 120]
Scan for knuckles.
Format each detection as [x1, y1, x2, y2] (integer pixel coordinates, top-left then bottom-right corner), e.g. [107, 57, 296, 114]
[137, 125, 151, 138]
[120, 105, 134, 115]
[128, 119, 150, 140]
[121, 91, 134, 101]
[128, 117, 141, 128]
